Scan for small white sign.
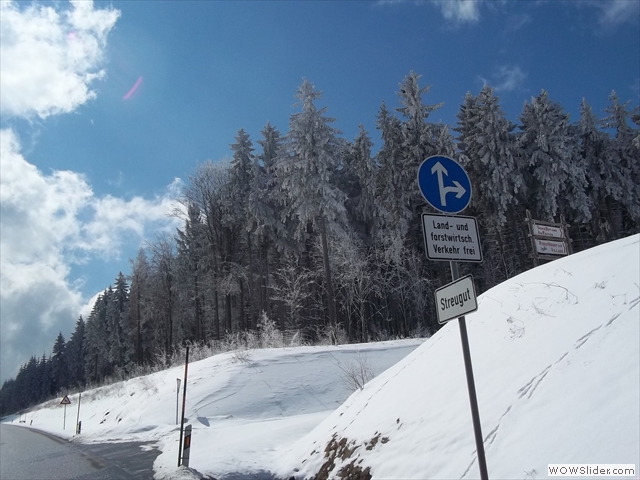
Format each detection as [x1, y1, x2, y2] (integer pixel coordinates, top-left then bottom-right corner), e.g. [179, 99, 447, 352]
[532, 223, 564, 239]
[422, 214, 483, 263]
[435, 275, 478, 324]
[534, 238, 568, 256]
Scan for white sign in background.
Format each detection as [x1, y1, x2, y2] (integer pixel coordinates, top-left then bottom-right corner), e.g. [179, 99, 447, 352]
[532, 223, 564, 239]
[534, 238, 568, 256]
[422, 214, 483, 262]
[434, 274, 478, 324]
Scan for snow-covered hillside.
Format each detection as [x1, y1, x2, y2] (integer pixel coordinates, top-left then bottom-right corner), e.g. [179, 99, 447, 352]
[274, 234, 640, 479]
[2, 339, 424, 479]
[3, 235, 638, 480]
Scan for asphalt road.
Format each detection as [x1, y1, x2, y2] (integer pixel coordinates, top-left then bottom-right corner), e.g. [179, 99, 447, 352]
[0, 424, 159, 480]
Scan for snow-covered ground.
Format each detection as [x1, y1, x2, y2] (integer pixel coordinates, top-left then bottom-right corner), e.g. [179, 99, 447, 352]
[3, 234, 639, 479]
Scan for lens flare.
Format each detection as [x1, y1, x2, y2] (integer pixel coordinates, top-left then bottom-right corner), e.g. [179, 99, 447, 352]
[123, 77, 143, 100]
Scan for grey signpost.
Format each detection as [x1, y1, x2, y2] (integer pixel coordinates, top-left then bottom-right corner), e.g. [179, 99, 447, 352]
[417, 155, 489, 480]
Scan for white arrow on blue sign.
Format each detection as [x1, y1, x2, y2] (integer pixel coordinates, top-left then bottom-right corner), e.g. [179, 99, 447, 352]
[417, 156, 472, 214]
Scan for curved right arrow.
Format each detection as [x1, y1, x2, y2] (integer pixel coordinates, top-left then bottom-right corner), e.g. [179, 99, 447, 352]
[431, 161, 466, 207]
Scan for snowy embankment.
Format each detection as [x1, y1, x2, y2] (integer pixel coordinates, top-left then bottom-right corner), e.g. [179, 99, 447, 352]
[273, 234, 640, 479]
[2, 339, 424, 479]
[3, 235, 638, 480]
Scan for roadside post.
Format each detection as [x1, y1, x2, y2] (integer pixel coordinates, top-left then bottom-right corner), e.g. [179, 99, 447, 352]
[60, 395, 71, 430]
[176, 378, 181, 425]
[75, 393, 82, 434]
[417, 155, 489, 480]
[181, 424, 192, 468]
[177, 346, 190, 467]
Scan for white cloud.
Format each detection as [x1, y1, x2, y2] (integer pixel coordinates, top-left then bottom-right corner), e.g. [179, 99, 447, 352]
[594, 0, 640, 28]
[479, 65, 527, 93]
[0, 0, 185, 385]
[436, 0, 481, 23]
[0, 0, 120, 119]
[0, 129, 183, 382]
[374, 0, 481, 23]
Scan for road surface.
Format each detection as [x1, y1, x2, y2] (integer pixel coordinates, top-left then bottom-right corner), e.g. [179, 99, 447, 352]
[0, 423, 158, 479]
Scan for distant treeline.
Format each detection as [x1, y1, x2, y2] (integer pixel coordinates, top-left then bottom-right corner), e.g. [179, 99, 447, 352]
[1, 72, 638, 416]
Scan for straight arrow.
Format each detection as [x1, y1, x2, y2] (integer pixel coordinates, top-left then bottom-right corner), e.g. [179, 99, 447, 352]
[431, 161, 466, 207]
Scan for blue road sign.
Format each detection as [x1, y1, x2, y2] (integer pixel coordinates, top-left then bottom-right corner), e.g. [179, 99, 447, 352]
[417, 156, 472, 214]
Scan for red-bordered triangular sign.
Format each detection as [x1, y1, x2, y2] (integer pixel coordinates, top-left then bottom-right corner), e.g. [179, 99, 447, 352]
[60, 395, 71, 405]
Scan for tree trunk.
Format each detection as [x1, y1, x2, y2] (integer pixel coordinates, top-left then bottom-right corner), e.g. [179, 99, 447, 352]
[319, 216, 337, 326]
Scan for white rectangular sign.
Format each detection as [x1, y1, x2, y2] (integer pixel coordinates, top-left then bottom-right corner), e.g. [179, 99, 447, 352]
[422, 214, 483, 262]
[435, 275, 478, 324]
[534, 238, 568, 256]
[532, 223, 564, 239]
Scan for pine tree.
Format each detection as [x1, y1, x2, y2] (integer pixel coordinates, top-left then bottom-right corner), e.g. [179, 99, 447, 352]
[184, 161, 231, 340]
[229, 129, 256, 330]
[251, 123, 285, 318]
[66, 316, 86, 387]
[517, 90, 590, 222]
[130, 248, 152, 364]
[275, 78, 348, 326]
[375, 102, 410, 236]
[106, 273, 132, 371]
[84, 292, 110, 383]
[176, 203, 206, 341]
[149, 234, 177, 353]
[342, 125, 378, 240]
[600, 91, 640, 234]
[50, 332, 68, 394]
[456, 86, 523, 225]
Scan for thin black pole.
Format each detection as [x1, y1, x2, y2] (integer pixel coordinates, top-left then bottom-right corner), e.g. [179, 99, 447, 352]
[177, 346, 189, 467]
[450, 261, 489, 480]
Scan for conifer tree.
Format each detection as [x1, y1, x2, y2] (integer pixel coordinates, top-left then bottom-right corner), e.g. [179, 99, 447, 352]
[518, 90, 589, 222]
[601, 91, 640, 234]
[176, 204, 206, 341]
[66, 316, 86, 387]
[50, 332, 68, 393]
[275, 78, 347, 327]
[130, 248, 152, 363]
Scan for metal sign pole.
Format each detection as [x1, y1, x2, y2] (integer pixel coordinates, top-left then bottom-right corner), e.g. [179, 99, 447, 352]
[176, 378, 181, 425]
[450, 260, 488, 480]
[177, 346, 189, 467]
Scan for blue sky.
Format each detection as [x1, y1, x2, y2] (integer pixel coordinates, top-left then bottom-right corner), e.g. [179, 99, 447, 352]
[1, 0, 638, 383]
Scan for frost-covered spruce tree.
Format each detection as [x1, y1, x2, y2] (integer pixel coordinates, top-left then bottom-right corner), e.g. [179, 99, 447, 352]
[228, 129, 256, 330]
[456, 86, 522, 226]
[251, 123, 286, 319]
[600, 91, 640, 233]
[50, 332, 68, 393]
[396, 71, 444, 164]
[84, 292, 110, 383]
[176, 203, 206, 341]
[275, 79, 347, 326]
[340, 125, 378, 240]
[66, 316, 86, 387]
[517, 90, 589, 222]
[375, 102, 409, 236]
[129, 248, 152, 364]
[252, 123, 285, 245]
[377, 72, 444, 242]
[106, 273, 133, 372]
[148, 234, 177, 354]
[577, 99, 624, 242]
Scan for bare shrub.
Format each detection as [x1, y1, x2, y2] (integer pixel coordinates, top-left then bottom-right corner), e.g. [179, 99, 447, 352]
[231, 348, 251, 364]
[336, 352, 374, 391]
[317, 324, 349, 346]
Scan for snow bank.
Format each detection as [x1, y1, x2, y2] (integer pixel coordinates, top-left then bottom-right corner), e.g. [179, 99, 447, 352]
[274, 234, 640, 479]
